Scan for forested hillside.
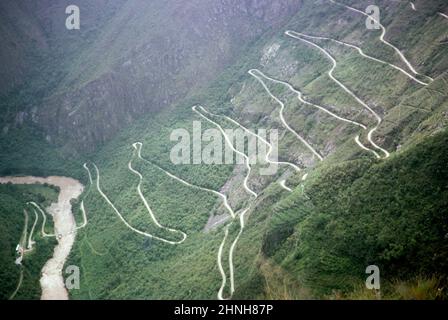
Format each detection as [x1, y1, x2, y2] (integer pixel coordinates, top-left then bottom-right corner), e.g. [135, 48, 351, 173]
[0, 0, 447, 300]
[0, 184, 57, 299]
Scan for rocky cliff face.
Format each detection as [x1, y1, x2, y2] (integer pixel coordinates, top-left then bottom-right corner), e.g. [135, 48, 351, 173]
[1, 0, 302, 152]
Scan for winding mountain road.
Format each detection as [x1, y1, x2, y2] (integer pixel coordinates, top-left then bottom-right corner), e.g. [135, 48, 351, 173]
[248, 70, 324, 161]
[286, 30, 429, 86]
[285, 31, 390, 158]
[202, 108, 301, 172]
[355, 135, 380, 158]
[29, 202, 55, 238]
[192, 106, 260, 299]
[409, 1, 448, 23]
[133, 142, 236, 219]
[21, 210, 28, 251]
[84, 163, 93, 185]
[217, 225, 230, 300]
[439, 12, 448, 20]
[10, 210, 27, 299]
[128, 152, 188, 243]
[87, 163, 187, 245]
[252, 68, 368, 129]
[27, 209, 38, 250]
[228, 208, 250, 295]
[134, 142, 251, 300]
[8, 268, 24, 300]
[193, 105, 258, 198]
[0, 176, 84, 300]
[13, 210, 28, 266]
[328, 0, 433, 82]
[76, 201, 88, 230]
[279, 180, 293, 192]
[251, 67, 379, 157]
[87, 146, 248, 299]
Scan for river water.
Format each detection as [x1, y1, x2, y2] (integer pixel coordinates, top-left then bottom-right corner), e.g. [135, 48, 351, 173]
[0, 176, 84, 300]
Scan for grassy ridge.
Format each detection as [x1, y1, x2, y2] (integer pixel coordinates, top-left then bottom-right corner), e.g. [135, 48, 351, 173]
[259, 130, 448, 298]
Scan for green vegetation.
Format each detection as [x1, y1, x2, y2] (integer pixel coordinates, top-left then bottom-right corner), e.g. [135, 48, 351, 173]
[0, 125, 83, 179]
[0, 184, 58, 299]
[1, 0, 447, 300]
[64, 0, 448, 299]
[255, 130, 448, 298]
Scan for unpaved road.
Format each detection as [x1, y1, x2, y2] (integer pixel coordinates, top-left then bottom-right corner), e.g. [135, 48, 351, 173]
[248, 70, 324, 161]
[252, 68, 368, 129]
[192, 106, 258, 299]
[128, 152, 188, 244]
[279, 180, 293, 192]
[29, 202, 55, 238]
[87, 163, 186, 245]
[217, 225, 230, 300]
[9, 268, 24, 300]
[286, 31, 429, 86]
[201, 108, 302, 172]
[251, 68, 373, 157]
[410, 0, 448, 22]
[135, 141, 250, 300]
[0, 176, 84, 300]
[27, 209, 38, 250]
[76, 201, 88, 230]
[355, 135, 380, 158]
[285, 31, 390, 158]
[134, 142, 236, 219]
[228, 208, 249, 295]
[193, 105, 258, 198]
[328, 0, 433, 82]
[20, 210, 29, 251]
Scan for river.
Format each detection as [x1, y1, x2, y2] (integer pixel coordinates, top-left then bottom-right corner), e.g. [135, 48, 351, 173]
[0, 176, 84, 300]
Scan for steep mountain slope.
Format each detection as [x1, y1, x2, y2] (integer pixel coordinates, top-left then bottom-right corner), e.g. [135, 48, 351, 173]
[63, 0, 448, 299]
[253, 129, 448, 298]
[0, 0, 301, 152]
[1, 0, 447, 300]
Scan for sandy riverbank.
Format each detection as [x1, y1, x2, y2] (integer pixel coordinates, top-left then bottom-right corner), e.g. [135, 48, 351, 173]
[0, 176, 84, 300]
